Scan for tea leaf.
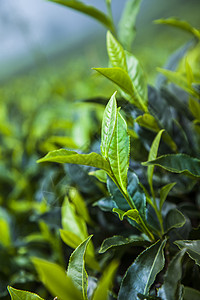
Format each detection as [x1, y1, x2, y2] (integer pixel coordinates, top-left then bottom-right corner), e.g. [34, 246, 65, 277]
[125, 51, 148, 110]
[108, 111, 130, 193]
[157, 68, 198, 97]
[89, 170, 107, 183]
[93, 67, 134, 96]
[135, 114, 160, 132]
[118, 239, 166, 300]
[113, 208, 140, 224]
[67, 236, 93, 299]
[7, 286, 44, 300]
[92, 260, 118, 300]
[99, 235, 149, 253]
[183, 287, 200, 300]
[118, 0, 142, 50]
[174, 240, 200, 266]
[60, 229, 83, 249]
[49, 0, 115, 32]
[155, 18, 200, 40]
[158, 250, 186, 300]
[147, 129, 164, 194]
[37, 149, 111, 173]
[142, 154, 200, 178]
[160, 182, 176, 210]
[101, 91, 117, 158]
[164, 209, 186, 233]
[107, 31, 127, 70]
[32, 258, 82, 300]
[189, 98, 200, 121]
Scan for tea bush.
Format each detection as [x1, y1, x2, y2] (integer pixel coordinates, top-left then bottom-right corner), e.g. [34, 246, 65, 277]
[1, 0, 200, 299]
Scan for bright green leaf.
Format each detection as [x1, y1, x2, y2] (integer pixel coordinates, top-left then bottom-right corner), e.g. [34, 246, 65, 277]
[101, 91, 117, 158]
[118, 239, 166, 300]
[92, 260, 119, 300]
[174, 240, 200, 266]
[0, 218, 11, 247]
[154, 18, 200, 40]
[7, 286, 44, 300]
[37, 149, 111, 173]
[135, 114, 160, 132]
[147, 129, 165, 194]
[93, 67, 134, 96]
[142, 154, 200, 178]
[107, 31, 127, 70]
[99, 235, 149, 253]
[49, 0, 115, 32]
[113, 208, 140, 224]
[160, 182, 176, 210]
[118, 0, 142, 50]
[89, 170, 107, 183]
[108, 111, 130, 193]
[67, 236, 93, 300]
[158, 250, 186, 300]
[32, 258, 82, 300]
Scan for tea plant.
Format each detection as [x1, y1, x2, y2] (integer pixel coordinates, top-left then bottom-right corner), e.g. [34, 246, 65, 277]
[4, 0, 200, 299]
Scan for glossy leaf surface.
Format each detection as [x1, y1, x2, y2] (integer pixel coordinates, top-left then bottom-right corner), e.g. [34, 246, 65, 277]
[101, 92, 117, 158]
[118, 239, 166, 300]
[93, 67, 134, 96]
[108, 111, 130, 193]
[37, 149, 111, 173]
[183, 287, 200, 300]
[67, 236, 93, 300]
[107, 31, 127, 70]
[158, 250, 185, 300]
[160, 182, 176, 210]
[8, 286, 44, 300]
[99, 235, 149, 253]
[175, 240, 200, 266]
[164, 209, 186, 233]
[142, 154, 200, 178]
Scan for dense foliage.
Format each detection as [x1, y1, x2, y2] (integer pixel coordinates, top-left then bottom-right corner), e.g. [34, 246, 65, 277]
[1, 0, 200, 299]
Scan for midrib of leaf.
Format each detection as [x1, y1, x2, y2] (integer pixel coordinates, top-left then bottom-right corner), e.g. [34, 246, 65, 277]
[143, 240, 165, 295]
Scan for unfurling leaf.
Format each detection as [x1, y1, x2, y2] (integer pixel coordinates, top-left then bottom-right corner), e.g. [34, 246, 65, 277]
[107, 31, 127, 70]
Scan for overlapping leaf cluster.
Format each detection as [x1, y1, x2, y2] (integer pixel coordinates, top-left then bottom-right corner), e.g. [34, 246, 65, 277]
[1, 0, 200, 300]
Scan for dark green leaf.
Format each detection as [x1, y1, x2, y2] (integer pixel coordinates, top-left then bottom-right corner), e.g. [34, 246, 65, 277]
[164, 209, 186, 233]
[158, 250, 186, 300]
[67, 236, 93, 300]
[183, 287, 200, 300]
[118, 0, 142, 50]
[37, 149, 111, 173]
[142, 154, 200, 178]
[108, 111, 130, 194]
[107, 31, 127, 70]
[32, 258, 82, 300]
[101, 91, 117, 159]
[118, 239, 166, 300]
[49, 0, 115, 32]
[7, 286, 44, 300]
[174, 240, 200, 266]
[99, 235, 149, 253]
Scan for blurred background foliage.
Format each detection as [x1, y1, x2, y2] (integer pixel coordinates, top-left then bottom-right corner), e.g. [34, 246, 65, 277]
[0, 0, 200, 299]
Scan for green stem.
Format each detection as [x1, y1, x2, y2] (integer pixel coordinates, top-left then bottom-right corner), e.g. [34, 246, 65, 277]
[109, 174, 155, 242]
[106, 0, 116, 36]
[152, 197, 164, 236]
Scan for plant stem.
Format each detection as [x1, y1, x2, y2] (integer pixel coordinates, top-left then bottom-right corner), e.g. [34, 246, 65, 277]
[110, 174, 155, 242]
[106, 0, 116, 35]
